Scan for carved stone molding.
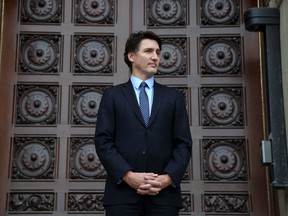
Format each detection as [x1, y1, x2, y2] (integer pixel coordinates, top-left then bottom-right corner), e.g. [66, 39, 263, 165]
[204, 194, 249, 213]
[67, 192, 192, 213]
[180, 193, 193, 213]
[201, 87, 244, 127]
[75, 0, 115, 25]
[16, 84, 59, 125]
[147, 0, 187, 26]
[19, 34, 61, 73]
[8, 192, 55, 212]
[200, 36, 241, 75]
[203, 139, 247, 181]
[70, 137, 106, 179]
[157, 37, 188, 76]
[12, 137, 56, 180]
[72, 85, 108, 125]
[174, 87, 191, 127]
[67, 192, 104, 212]
[74, 35, 114, 74]
[263, 0, 282, 7]
[21, 0, 62, 23]
[201, 0, 240, 26]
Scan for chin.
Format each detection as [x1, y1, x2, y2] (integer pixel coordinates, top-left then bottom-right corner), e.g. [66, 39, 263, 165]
[149, 69, 158, 74]
[149, 72, 157, 76]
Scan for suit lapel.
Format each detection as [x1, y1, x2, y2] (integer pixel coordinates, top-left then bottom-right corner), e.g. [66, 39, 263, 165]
[148, 82, 165, 126]
[121, 80, 166, 127]
[121, 80, 147, 126]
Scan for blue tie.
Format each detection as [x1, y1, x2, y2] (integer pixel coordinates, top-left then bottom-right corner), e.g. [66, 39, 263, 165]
[139, 82, 149, 126]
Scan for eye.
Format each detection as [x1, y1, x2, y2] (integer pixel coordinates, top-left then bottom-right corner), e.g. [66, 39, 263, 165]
[144, 49, 153, 53]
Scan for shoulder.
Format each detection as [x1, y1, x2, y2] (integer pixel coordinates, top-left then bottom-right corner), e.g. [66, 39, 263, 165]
[103, 81, 131, 94]
[154, 82, 182, 96]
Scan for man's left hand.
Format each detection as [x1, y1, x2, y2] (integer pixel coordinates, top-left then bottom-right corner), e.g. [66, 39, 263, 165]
[137, 174, 173, 196]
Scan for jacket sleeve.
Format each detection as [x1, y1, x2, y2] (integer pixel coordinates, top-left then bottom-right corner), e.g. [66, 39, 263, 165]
[94, 88, 132, 184]
[163, 90, 192, 186]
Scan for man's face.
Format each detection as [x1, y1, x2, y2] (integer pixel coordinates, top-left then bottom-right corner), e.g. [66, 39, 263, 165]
[128, 39, 160, 80]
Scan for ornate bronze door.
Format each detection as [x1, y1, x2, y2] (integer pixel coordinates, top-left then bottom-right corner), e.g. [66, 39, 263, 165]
[0, 0, 273, 215]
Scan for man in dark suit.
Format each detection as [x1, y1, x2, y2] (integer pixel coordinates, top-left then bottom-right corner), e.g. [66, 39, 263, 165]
[94, 31, 192, 216]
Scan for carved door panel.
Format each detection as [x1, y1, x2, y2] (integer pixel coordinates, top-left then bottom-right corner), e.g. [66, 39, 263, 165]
[0, 0, 272, 215]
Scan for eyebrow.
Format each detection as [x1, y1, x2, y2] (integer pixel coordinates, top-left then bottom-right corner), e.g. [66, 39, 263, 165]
[143, 47, 160, 52]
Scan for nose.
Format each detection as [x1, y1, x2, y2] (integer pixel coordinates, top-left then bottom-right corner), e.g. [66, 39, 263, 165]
[151, 51, 159, 60]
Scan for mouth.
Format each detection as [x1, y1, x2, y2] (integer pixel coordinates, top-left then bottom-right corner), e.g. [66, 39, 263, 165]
[148, 63, 158, 68]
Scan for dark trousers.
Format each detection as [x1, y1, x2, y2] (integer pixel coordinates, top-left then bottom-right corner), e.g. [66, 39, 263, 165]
[105, 196, 179, 216]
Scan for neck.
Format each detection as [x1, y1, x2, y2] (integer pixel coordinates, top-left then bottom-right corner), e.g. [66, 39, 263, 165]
[132, 72, 153, 81]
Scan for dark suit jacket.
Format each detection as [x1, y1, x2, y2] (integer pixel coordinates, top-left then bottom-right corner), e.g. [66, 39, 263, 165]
[94, 80, 192, 207]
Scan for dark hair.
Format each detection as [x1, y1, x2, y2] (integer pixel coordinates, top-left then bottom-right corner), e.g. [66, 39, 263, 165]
[124, 31, 162, 70]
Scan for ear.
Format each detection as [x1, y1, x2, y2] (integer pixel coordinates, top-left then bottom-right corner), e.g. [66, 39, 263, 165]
[127, 52, 135, 63]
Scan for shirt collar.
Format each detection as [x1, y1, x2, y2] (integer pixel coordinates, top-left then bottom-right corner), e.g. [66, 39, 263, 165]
[130, 75, 154, 89]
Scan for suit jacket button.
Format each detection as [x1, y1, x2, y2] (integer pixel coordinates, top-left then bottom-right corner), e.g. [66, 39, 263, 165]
[142, 150, 146, 155]
[146, 130, 150, 134]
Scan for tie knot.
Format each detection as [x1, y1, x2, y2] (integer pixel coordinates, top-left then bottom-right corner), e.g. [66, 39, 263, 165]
[140, 82, 148, 89]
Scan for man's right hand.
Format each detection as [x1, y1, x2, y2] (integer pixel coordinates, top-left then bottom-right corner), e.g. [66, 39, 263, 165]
[122, 171, 161, 195]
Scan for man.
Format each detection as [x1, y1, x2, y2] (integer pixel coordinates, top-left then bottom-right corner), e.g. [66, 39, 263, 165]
[94, 31, 192, 216]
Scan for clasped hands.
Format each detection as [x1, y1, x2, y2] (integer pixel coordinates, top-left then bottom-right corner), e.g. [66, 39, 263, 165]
[122, 171, 173, 196]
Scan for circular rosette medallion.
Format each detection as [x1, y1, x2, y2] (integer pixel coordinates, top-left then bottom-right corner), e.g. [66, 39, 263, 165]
[203, 0, 237, 24]
[19, 88, 55, 123]
[16, 141, 52, 177]
[78, 0, 111, 23]
[22, 38, 58, 72]
[76, 39, 111, 73]
[24, 0, 59, 22]
[74, 142, 105, 177]
[207, 144, 243, 179]
[204, 91, 240, 125]
[74, 89, 102, 124]
[203, 40, 239, 74]
[158, 42, 183, 74]
[150, 0, 184, 25]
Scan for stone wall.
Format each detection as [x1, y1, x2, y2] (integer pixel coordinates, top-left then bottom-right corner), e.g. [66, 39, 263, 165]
[278, 0, 288, 215]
